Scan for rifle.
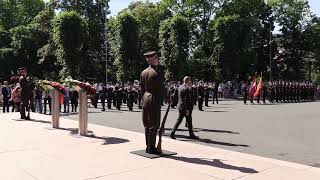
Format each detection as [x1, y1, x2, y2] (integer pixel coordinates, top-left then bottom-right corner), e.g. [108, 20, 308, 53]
[156, 103, 171, 153]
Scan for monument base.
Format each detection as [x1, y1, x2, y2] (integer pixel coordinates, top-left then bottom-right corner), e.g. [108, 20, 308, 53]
[130, 150, 177, 159]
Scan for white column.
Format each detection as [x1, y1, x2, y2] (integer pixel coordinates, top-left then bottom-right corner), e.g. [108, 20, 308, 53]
[51, 89, 60, 128]
[79, 90, 88, 136]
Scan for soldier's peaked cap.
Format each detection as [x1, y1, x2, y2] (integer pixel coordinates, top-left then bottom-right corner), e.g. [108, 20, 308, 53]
[144, 51, 157, 58]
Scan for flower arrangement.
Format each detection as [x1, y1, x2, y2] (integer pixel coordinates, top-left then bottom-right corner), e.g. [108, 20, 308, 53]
[65, 78, 96, 95]
[38, 80, 66, 95]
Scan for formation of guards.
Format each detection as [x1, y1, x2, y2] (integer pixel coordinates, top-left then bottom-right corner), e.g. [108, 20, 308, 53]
[268, 81, 316, 103]
[91, 81, 143, 112]
[92, 80, 220, 112]
[244, 80, 317, 104]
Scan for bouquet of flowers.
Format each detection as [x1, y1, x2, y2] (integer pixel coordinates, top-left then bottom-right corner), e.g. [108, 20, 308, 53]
[65, 78, 96, 95]
[38, 80, 66, 95]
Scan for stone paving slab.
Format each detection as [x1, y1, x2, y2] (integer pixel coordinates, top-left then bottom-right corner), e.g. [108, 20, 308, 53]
[0, 113, 319, 180]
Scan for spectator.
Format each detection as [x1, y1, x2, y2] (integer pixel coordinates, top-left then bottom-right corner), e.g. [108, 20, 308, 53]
[43, 88, 51, 115]
[2, 81, 11, 113]
[63, 85, 70, 113]
[70, 89, 79, 112]
[11, 83, 21, 112]
[34, 85, 43, 113]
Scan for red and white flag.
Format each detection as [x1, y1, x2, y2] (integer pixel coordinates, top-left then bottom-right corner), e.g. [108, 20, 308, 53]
[254, 77, 263, 97]
[248, 77, 257, 97]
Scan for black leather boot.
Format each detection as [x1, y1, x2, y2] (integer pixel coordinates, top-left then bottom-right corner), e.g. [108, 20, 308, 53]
[145, 129, 149, 153]
[146, 129, 158, 154]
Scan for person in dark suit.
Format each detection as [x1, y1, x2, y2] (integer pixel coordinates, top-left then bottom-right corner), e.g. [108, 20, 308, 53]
[2, 81, 11, 113]
[170, 76, 198, 140]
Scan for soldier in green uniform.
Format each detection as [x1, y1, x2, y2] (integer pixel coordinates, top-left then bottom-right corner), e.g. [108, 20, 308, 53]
[140, 51, 170, 154]
[18, 67, 34, 120]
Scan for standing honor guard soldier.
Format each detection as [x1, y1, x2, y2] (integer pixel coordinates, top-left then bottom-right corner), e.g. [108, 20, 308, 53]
[140, 51, 170, 154]
[107, 82, 113, 109]
[192, 84, 198, 106]
[114, 83, 123, 110]
[18, 67, 35, 120]
[204, 82, 210, 107]
[99, 83, 107, 111]
[197, 81, 205, 111]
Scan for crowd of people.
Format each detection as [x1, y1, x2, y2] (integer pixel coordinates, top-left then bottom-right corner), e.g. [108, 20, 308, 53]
[0, 79, 219, 114]
[89, 80, 220, 112]
[0, 78, 319, 114]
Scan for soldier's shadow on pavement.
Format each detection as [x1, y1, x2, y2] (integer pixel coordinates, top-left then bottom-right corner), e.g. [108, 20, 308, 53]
[86, 134, 130, 145]
[195, 128, 240, 134]
[56, 127, 130, 145]
[166, 156, 258, 174]
[204, 110, 229, 112]
[164, 128, 240, 134]
[13, 118, 51, 124]
[164, 134, 249, 147]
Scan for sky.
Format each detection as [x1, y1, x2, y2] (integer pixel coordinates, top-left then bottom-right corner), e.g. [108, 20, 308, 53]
[109, 0, 320, 17]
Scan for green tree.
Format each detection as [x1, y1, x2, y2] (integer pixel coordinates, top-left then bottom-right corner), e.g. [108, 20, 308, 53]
[34, 7, 60, 80]
[210, 15, 254, 79]
[128, 1, 171, 53]
[207, 0, 275, 80]
[0, 27, 12, 48]
[113, 12, 141, 82]
[0, 0, 45, 30]
[53, 11, 89, 79]
[159, 16, 190, 80]
[57, 0, 110, 82]
[269, 0, 313, 80]
[10, 24, 48, 77]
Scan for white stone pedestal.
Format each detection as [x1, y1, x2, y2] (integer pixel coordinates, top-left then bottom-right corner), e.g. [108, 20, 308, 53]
[79, 91, 88, 136]
[51, 89, 60, 128]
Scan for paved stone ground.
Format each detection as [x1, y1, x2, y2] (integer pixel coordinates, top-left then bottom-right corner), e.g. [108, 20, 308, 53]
[1, 113, 320, 180]
[61, 100, 320, 167]
[2, 100, 320, 167]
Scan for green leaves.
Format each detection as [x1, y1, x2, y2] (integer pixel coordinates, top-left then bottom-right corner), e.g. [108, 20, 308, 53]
[113, 12, 140, 82]
[159, 15, 190, 80]
[53, 11, 88, 79]
[0, 0, 45, 30]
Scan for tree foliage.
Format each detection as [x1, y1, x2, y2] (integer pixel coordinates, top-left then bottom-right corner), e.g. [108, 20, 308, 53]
[53, 11, 88, 79]
[0, 0, 319, 83]
[0, 0, 45, 30]
[113, 12, 141, 82]
[159, 16, 190, 80]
